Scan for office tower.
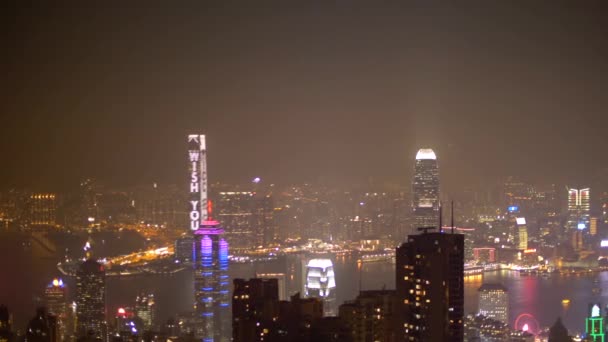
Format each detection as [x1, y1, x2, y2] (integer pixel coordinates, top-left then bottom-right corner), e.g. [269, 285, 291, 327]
[216, 191, 255, 249]
[567, 188, 590, 231]
[304, 259, 337, 316]
[75, 259, 106, 339]
[478, 283, 509, 324]
[255, 273, 287, 301]
[254, 194, 276, 246]
[29, 193, 57, 228]
[174, 236, 194, 262]
[516, 217, 528, 250]
[189, 134, 230, 342]
[396, 231, 464, 341]
[591, 217, 599, 236]
[232, 278, 279, 342]
[586, 304, 605, 342]
[338, 290, 399, 342]
[135, 293, 155, 330]
[412, 149, 440, 231]
[26, 308, 58, 342]
[503, 177, 534, 210]
[45, 278, 67, 341]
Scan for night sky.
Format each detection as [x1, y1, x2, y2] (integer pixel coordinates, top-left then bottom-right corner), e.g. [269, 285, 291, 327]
[3, 2, 608, 191]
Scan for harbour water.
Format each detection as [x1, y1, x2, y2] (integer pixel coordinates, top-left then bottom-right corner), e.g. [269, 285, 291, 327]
[0, 233, 605, 336]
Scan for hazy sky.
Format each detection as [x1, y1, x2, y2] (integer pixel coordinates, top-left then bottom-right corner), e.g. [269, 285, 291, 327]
[2, 2, 608, 191]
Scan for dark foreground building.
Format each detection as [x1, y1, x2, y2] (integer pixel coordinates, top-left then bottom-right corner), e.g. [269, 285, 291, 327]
[396, 231, 464, 341]
[232, 278, 350, 342]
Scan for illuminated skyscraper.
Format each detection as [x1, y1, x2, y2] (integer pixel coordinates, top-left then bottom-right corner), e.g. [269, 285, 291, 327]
[216, 191, 255, 249]
[567, 188, 590, 231]
[585, 303, 605, 342]
[188, 134, 230, 342]
[29, 193, 57, 228]
[45, 278, 68, 341]
[75, 259, 106, 339]
[135, 292, 155, 330]
[396, 231, 464, 341]
[412, 149, 440, 232]
[478, 283, 509, 324]
[304, 259, 337, 316]
[516, 217, 528, 250]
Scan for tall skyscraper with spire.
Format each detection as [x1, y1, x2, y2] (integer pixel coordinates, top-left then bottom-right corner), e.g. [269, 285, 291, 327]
[412, 148, 440, 232]
[188, 134, 230, 342]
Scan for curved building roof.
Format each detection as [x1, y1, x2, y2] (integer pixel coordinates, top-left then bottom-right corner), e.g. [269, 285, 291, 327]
[415, 148, 437, 160]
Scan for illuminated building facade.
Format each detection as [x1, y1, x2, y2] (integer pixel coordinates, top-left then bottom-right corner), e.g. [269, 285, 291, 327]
[585, 304, 605, 342]
[232, 278, 279, 342]
[189, 134, 230, 342]
[338, 290, 399, 342]
[216, 192, 255, 249]
[478, 283, 508, 324]
[567, 188, 590, 231]
[45, 278, 68, 341]
[304, 259, 337, 316]
[193, 223, 230, 341]
[29, 193, 57, 228]
[412, 149, 440, 232]
[516, 217, 528, 250]
[396, 231, 464, 341]
[473, 248, 496, 264]
[75, 259, 106, 339]
[135, 292, 155, 330]
[591, 217, 599, 236]
[216, 192, 275, 249]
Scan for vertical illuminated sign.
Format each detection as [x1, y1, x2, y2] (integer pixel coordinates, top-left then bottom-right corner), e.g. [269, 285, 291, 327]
[188, 134, 207, 230]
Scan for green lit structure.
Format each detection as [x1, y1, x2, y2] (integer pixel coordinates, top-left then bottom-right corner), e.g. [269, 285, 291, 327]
[586, 303, 605, 342]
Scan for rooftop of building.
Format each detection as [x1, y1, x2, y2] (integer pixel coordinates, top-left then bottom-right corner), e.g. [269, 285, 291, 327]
[415, 148, 437, 160]
[478, 283, 508, 292]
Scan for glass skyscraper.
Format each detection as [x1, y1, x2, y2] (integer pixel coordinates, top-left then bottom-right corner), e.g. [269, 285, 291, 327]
[567, 187, 590, 231]
[188, 134, 230, 341]
[193, 221, 230, 342]
[75, 259, 106, 339]
[412, 148, 440, 232]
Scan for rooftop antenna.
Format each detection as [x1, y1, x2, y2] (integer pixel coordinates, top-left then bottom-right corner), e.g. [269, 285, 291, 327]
[451, 200, 455, 234]
[438, 201, 443, 233]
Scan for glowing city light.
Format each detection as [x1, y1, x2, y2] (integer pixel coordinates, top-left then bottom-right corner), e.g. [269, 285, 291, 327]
[252, 177, 261, 183]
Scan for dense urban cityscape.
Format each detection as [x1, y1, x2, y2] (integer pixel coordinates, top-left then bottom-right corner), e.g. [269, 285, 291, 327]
[1, 134, 608, 341]
[4, 2, 608, 342]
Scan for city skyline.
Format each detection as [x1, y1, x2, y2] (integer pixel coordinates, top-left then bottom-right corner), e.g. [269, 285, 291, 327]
[3, 2, 608, 341]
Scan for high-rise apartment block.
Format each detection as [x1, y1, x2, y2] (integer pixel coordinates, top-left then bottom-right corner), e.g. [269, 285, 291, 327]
[478, 283, 509, 324]
[339, 290, 399, 342]
[396, 231, 464, 341]
[75, 259, 106, 339]
[29, 193, 57, 228]
[567, 188, 590, 231]
[412, 149, 440, 232]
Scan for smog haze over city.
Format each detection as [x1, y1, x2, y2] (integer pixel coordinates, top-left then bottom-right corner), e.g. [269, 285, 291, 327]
[3, 2, 608, 191]
[2, 2, 608, 342]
